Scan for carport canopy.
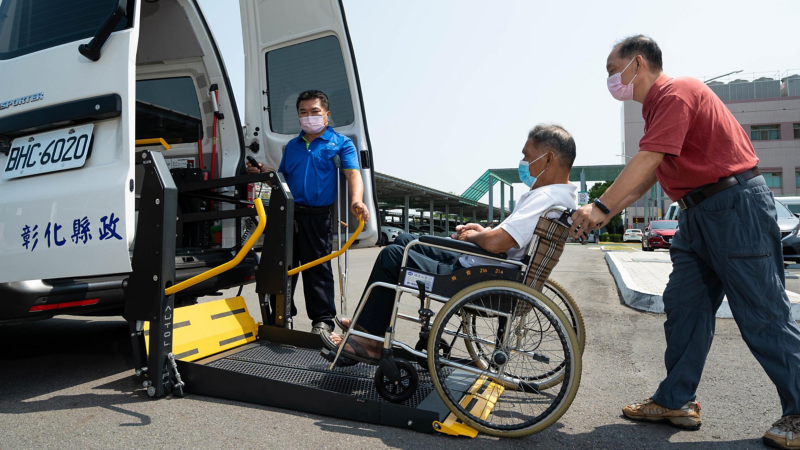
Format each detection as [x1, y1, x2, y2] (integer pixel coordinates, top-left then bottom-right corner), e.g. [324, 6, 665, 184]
[375, 172, 508, 235]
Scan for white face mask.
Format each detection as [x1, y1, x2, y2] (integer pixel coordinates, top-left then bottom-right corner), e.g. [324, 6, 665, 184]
[607, 57, 638, 101]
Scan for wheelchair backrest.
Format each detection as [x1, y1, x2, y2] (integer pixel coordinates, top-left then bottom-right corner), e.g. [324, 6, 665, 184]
[522, 208, 573, 291]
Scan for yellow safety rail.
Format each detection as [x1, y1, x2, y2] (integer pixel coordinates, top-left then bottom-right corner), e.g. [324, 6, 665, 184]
[287, 217, 364, 276]
[135, 138, 171, 150]
[165, 198, 266, 296]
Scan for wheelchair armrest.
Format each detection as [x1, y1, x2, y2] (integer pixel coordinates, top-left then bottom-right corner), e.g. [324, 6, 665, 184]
[418, 235, 507, 259]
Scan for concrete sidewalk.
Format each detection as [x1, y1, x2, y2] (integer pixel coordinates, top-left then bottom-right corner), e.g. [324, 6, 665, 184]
[605, 250, 800, 319]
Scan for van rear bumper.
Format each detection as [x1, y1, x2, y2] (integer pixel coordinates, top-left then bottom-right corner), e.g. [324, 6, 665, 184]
[0, 252, 257, 324]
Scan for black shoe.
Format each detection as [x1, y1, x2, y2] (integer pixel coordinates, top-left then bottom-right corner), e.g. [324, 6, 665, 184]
[311, 321, 333, 335]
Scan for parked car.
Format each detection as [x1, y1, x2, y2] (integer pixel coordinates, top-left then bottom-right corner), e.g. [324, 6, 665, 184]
[642, 220, 679, 251]
[774, 199, 800, 240]
[623, 229, 644, 242]
[774, 200, 800, 260]
[418, 224, 451, 237]
[380, 223, 405, 245]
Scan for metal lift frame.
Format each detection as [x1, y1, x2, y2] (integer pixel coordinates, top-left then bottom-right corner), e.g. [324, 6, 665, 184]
[124, 151, 450, 433]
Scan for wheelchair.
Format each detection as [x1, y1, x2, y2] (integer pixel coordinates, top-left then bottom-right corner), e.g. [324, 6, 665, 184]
[326, 206, 583, 437]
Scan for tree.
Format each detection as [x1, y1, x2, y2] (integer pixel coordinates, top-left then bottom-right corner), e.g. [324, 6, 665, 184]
[588, 180, 623, 234]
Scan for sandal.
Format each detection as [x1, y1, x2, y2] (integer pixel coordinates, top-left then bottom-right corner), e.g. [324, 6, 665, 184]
[321, 335, 380, 366]
[334, 315, 367, 333]
[318, 330, 359, 367]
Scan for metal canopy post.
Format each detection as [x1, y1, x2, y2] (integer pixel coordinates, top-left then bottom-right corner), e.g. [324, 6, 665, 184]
[509, 186, 514, 213]
[429, 200, 434, 235]
[500, 182, 505, 222]
[445, 204, 450, 235]
[473, 210, 477, 224]
[403, 194, 410, 233]
[488, 175, 494, 226]
[459, 207, 464, 226]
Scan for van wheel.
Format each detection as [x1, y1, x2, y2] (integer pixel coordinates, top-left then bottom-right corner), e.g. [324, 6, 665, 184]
[379, 233, 388, 246]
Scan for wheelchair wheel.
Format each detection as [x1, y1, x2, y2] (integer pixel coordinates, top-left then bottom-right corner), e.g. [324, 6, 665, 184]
[427, 280, 581, 437]
[374, 358, 418, 403]
[462, 278, 585, 390]
[541, 279, 585, 356]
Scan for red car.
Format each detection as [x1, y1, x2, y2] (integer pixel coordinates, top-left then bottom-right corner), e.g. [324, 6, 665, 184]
[642, 220, 679, 251]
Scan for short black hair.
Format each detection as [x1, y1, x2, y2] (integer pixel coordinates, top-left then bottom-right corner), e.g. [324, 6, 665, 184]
[528, 124, 576, 169]
[296, 90, 329, 111]
[614, 35, 663, 71]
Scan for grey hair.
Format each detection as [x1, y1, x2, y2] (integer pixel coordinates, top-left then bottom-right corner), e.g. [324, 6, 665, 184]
[613, 34, 663, 71]
[528, 124, 576, 169]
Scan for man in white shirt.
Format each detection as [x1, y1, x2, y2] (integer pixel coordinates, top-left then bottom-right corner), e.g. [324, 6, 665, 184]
[325, 124, 577, 362]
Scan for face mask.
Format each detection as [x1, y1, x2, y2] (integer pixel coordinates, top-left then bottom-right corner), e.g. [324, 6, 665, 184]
[299, 115, 327, 134]
[518, 153, 547, 188]
[607, 57, 638, 101]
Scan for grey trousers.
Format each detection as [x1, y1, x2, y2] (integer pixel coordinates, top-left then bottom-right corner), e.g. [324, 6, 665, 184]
[651, 175, 800, 416]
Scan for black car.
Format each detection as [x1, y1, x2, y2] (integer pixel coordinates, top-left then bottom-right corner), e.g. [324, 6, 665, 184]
[783, 223, 800, 261]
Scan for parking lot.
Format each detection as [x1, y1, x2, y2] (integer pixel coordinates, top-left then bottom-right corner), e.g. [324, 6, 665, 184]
[0, 244, 793, 449]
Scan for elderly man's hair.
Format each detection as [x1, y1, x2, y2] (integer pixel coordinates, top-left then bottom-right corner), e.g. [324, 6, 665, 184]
[614, 35, 663, 71]
[296, 90, 330, 111]
[528, 124, 576, 169]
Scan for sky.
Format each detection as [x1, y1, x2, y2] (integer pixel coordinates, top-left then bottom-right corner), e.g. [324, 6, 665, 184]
[197, 0, 800, 206]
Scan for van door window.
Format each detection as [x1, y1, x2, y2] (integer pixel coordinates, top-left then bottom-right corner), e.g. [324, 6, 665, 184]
[0, 0, 133, 60]
[136, 77, 202, 145]
[266, 36, 355, 135]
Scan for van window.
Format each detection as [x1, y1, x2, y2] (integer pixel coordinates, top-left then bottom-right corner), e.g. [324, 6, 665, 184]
[136, 77, 202, 145]
[0, 0, 133, 60]
[266, 36, 355, 135]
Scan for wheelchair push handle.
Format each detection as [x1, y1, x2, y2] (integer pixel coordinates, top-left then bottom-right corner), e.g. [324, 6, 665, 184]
[542, 206, 576, 228]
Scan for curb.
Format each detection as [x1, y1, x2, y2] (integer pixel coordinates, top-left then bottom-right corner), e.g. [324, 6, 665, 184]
[604, 252, 800, 319]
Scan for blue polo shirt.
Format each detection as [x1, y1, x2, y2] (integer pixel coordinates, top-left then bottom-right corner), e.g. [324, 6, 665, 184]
[278, 126, 360, 207]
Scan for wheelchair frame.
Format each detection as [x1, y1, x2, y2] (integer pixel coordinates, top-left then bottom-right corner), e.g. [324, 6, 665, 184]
[329, 206, 576, 394]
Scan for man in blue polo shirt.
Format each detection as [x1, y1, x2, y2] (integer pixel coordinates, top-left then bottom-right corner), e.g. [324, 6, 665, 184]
[248, 90, 369, 335]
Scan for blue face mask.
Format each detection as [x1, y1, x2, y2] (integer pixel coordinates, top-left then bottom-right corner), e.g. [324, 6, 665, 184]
[518, 153, 547, 188]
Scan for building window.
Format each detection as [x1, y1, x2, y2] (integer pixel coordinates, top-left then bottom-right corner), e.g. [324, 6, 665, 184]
[796, 171, 800, 188]
[794, 124, 800, 139]
[763, 172, 782, 188]
[751, 125, 781, 141]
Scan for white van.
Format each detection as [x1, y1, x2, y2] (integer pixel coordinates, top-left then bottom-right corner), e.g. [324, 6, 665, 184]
[0, 0, 378, 323]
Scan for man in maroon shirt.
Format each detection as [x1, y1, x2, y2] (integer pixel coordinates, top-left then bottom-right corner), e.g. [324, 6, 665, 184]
[570, 35, 800, 449]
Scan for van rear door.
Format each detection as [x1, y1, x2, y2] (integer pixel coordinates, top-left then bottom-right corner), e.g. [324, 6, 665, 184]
[0, 0, 139, 283]
[239, 0, 378, 246]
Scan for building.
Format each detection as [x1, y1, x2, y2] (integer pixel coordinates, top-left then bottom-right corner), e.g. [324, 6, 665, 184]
[622, 72, 800, 228]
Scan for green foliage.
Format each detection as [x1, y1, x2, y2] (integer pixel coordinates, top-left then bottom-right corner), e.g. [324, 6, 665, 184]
[588, 180, 623, 234]
[599, 233, 622, 243]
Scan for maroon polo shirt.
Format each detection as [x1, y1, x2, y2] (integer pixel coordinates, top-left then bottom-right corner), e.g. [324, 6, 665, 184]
[639, 74, 759, 201]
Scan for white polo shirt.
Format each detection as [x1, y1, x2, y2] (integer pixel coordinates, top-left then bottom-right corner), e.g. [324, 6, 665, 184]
[459, 183, 577, 268]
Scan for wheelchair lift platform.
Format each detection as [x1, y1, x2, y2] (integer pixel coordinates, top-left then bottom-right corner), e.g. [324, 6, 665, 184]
[176, 324, 481, 436]
[125, 151, 493, 437]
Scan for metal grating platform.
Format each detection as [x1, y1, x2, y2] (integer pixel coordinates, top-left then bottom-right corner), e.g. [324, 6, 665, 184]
[206, 341, 441, 408]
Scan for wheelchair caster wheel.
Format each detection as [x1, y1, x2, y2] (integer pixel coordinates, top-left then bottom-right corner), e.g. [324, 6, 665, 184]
[374, 358, 418, 403]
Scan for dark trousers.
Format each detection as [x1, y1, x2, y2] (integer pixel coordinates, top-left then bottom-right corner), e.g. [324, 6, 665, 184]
[355, 233, 462, 336]
[271, 210, 336, 327]
[651, 176, 800, 416]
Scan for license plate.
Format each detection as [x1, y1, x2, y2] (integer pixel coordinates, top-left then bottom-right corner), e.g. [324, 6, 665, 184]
[3, 124, 94, 180]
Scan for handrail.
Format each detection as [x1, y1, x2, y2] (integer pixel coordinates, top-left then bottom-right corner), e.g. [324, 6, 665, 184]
[165, 198, 267, 296]
[135, 138, 171, 150]
[287, 217, 364, 276]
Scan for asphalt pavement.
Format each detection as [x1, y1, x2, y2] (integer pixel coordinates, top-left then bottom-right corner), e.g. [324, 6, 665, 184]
[0, 244, 791, 449]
